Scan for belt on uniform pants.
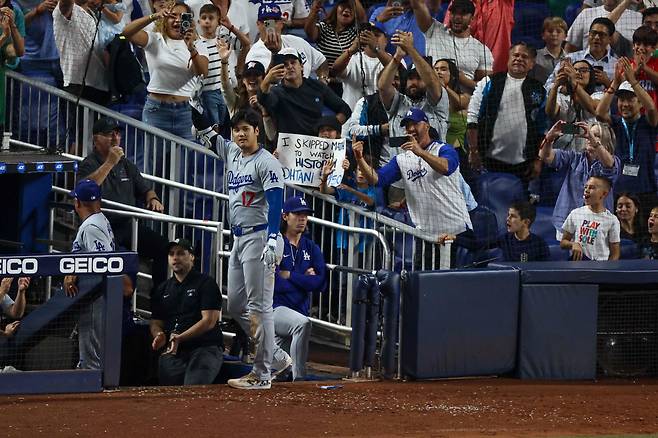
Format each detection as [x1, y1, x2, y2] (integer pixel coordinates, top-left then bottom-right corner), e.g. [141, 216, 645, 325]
[231, 223, 267, 237]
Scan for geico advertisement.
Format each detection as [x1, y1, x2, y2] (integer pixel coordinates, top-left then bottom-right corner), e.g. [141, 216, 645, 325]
[0, 256, 125, 275]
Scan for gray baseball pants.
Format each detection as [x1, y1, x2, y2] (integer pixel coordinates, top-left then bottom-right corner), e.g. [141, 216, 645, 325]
[226, 230, 282, 381]
[272, 306, 312, 380]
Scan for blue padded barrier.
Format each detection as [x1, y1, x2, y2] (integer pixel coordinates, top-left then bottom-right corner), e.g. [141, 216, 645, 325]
[492, 260, 658, 284]
[401, 268, 519, 379]
[518, 284, 599, 379]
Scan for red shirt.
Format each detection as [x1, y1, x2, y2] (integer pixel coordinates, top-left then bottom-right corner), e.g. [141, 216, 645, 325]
[631, 56, 658, 151]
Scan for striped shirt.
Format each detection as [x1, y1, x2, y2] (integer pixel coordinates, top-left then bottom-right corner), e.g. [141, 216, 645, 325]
[199, 37, 222, 92]
[315, 21, 357, 67]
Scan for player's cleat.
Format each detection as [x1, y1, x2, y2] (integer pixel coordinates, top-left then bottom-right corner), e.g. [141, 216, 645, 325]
[227, 372, 272, 390]
[271, 352, 293, 379]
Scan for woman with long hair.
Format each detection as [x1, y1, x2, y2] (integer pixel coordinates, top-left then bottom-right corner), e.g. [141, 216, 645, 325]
[538, 120, 621, 239]
[615, 192, 644, 242]
[434, 58, 470, 153]
[546, 59, 599, 151]
[123, 0, 208, 141]
[304, 0, 365, 95]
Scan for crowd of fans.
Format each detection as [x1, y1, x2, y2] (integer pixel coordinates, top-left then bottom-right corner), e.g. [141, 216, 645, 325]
[5, 0, 658, 382]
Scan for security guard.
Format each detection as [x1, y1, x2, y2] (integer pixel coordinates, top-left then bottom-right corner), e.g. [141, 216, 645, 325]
[150, 238, 224, 385]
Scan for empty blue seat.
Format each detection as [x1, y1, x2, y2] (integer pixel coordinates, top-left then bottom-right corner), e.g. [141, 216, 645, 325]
[531, 206, 556, 242]
[564, 2, 581, 26]
[511, 1, 551, 49]
[474, 172, 525, 236]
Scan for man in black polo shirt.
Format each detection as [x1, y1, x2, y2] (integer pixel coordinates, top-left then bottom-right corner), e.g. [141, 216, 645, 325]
[150, 238, 224, 385]
[257, 47, 351, 136]
[78, 117, 168, 292]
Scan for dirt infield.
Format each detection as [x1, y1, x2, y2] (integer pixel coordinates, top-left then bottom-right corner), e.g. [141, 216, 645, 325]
[3, 378, 658, 438]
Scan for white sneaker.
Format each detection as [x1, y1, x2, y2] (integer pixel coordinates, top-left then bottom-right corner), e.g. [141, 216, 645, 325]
[271, 352, 293, 379]
[228, 372, 271, 390]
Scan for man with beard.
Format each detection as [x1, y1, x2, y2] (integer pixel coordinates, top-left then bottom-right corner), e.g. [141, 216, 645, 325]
[258, 47, 351, 136]
[545, 18, 619, 94]
[377, 30, 448, 204]
[467, 43, 547, 188]
[411, 0, 493, 92]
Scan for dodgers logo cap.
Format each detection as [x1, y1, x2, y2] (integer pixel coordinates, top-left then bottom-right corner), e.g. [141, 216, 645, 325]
[69, 179, 102, 202]
[258, 3, 282, 21]
[400, 107, 429, 127]
[283, 196, 314, 214]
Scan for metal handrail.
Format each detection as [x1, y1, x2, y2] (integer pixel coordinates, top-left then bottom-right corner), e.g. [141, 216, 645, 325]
[6, 70, 214, 158]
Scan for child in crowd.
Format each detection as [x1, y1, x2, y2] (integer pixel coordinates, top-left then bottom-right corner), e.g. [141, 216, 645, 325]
[530, 17, 568, 83]
[439, 201, 550, 262]
[640, 206, 658, 259]
[560, 176, 621, 261]
[197, 4, 227, 127]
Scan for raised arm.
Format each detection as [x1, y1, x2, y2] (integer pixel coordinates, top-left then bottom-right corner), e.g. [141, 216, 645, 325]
[409, 0, 433, 33]
[353, 138, 378, 185]
[394, 31, 442, 103]
[304, 0, 322, 41]
[122, 8, 171, 47]
[538, 120, 565, 166]
[377, 46, 405, 109]
[621, 57, 658, 127]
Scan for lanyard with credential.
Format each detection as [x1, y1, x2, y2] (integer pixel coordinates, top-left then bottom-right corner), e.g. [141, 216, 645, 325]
[621, 118, 638, 162]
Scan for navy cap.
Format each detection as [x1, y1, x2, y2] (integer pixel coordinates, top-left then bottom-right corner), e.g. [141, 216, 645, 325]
[167, 238, 194, 253]
[315, 115, 341, 134]
[283, 196, 313, 214]
[70, 179, 102, 202]
[258, 3, 282, 21]
[244, 60, 266, 77]
[400, 107, 429, 127]
[93, 117, 120, 135]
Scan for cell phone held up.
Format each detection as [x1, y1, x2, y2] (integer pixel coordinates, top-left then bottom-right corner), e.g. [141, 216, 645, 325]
[264, 19, 277, 37]
[180, 12, 193, 34]
[562, 123, 585, 136]
[389, 135, 412, 149]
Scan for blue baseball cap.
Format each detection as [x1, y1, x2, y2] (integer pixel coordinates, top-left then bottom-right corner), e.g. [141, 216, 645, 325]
[400, 108, 429, 127]
[258, 3, 282, 21]
[70, 179, 102, 202]
[283, 196, 313, 214]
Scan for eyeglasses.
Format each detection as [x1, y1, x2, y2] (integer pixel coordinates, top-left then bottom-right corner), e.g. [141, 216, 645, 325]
[588, 30, 609, 39]
[98, 130, 121, 137]
[575, 67, 591, 73]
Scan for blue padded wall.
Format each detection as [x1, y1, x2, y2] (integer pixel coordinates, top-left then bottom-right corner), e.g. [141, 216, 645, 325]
[518, 284, 598, 379]
[401, 269, 519, 379]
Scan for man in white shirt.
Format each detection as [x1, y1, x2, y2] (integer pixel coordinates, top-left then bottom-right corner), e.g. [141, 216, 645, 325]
[411, 0, 493, 92]
[566, 0, 641, 53]
[467, 43, 547, 187]
[246, 3, 328, 79]
[53, 0, 109, 104]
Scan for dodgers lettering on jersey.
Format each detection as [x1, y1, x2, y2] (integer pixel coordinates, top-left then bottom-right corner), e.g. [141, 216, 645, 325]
[379, 141, 471, 236]
[214, 135, 284, 227]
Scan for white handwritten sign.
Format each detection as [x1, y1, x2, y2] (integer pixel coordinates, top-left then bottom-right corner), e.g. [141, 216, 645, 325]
[277, 133, 346, 187]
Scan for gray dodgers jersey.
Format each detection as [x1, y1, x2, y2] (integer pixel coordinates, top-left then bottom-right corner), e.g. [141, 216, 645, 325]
[72, 211, 116, 290]
[72, 212, 115, 253]
[215, 136, 284, 228]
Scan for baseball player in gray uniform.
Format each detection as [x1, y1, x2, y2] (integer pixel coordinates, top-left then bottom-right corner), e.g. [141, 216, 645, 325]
[63, 179, 116, 370]
[193, 107, 291, 390]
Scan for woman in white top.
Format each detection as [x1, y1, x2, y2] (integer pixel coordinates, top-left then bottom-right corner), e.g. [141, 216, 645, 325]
[545, 59, 599, 152]
[123, 1, 208, 141]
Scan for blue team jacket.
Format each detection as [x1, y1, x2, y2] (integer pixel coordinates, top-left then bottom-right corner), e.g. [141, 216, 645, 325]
[274, 234, 326, 316]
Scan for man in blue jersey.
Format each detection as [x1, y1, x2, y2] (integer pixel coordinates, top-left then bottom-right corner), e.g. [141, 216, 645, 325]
[271, 196, 326, 381]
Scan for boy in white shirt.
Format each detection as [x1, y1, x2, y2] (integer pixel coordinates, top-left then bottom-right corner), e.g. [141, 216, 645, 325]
[561, 175, 621, 261]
